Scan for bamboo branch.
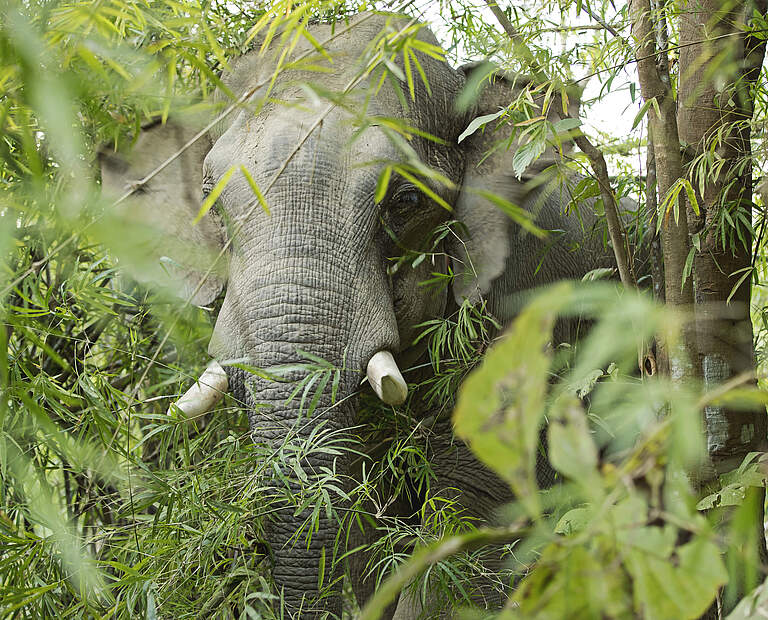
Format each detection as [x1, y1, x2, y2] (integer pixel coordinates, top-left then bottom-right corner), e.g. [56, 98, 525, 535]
[570, 134, 634, 288]
[359, 522, 528, 620]
[582, 5, 621, 38]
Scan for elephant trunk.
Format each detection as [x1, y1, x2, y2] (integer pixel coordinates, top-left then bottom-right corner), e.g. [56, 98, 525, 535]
[210, 242, 400, 616]
[245, 382, 353, 616]
[225, 327, 357, 615]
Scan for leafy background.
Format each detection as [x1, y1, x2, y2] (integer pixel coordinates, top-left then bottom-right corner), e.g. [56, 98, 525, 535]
[2, 0, 768, 618]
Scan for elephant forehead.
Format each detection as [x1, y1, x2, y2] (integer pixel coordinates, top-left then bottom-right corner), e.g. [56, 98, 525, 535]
[204, 105, 399, 202]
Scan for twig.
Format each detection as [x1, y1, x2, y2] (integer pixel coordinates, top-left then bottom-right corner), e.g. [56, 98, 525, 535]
[570, 133, 635, 288]
[582, 5, 621, 38]
[696, 370, 755, 410]
[574, 28, 768, 88]
[538, 24, 612, 33]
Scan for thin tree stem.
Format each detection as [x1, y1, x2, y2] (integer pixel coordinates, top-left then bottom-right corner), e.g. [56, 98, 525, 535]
[630, 0, 697, 381]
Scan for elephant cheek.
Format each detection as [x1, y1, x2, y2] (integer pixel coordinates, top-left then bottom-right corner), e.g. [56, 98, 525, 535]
[393, 260, 448, 353]
[207, 306, 238, 361]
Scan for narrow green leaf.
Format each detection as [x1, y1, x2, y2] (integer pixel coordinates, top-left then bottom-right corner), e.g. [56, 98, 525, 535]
[194, 166, 235, 224]
[458, 108, 505, 144]
[382, 55, 405, 82]
[726, 267, 753, 304]
[403, 42, 415, 100]
[397, 169, 452, 211]
[471, 188, 544, 237]
[682, 247, 695, 291]
[408, 37, 446, 60]
[632, 97, 657, 130]
[409, 48, 431, 96]
[318, 545, 326, 589]
[240, 166, 271, 215]
[512, 135, 546, 177]
[682, 178, 700, 216]
[658, 178, 685, 231]
[375, 166, 392, 203]
[301, 26, 332, 62]
[650, 97, 661, 118]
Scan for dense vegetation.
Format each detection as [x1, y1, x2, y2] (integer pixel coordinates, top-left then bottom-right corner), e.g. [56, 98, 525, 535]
[2, 0, 768, 618]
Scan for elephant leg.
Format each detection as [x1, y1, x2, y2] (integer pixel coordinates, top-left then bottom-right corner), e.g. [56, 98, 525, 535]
[392, 420, 516, 618]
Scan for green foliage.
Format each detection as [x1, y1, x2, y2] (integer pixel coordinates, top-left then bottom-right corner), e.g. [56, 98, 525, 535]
[2, 0, 768, 618]
[454, 284, 570, 516]
[365, 283, 768, 619]
[0, 0, 271, 616]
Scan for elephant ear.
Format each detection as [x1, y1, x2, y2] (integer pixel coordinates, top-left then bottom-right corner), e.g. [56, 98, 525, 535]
[99, 118, 227, 306]
[450, 65, 582, 312]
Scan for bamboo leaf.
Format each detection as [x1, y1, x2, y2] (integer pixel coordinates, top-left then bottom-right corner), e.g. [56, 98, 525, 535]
[726, 266, 753, 304]
[458, 108, 505, 143]
[682, 247, 695, 291]
[409, 48, 431, 96]
[375, 165, 392, 203]
[683, 178, 700, 216]
[469, 188, 544, 237]
[240, 166, 271, 215]
[397, 169, 452, 211]
[402, 42, 415, 100]
[194, 166, 235, 224]
[515, 114, 547, 127]
[632, 97, 657, 130]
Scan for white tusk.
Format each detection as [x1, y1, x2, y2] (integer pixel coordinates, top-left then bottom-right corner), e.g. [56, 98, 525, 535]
[170, 360, 228, 418]
[366, 351, 407, 406]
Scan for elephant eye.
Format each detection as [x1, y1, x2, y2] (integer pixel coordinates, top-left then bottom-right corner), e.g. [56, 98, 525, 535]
[391, 188, 421, 209]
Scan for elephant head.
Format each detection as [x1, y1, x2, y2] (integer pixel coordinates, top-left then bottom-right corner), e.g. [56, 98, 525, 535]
[100, 12, 610, 616]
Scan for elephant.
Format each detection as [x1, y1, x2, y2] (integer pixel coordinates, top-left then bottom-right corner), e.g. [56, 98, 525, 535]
[99, 11, 629, 618]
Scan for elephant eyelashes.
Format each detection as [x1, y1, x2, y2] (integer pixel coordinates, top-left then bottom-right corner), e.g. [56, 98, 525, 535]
[391, 188, 422, 209]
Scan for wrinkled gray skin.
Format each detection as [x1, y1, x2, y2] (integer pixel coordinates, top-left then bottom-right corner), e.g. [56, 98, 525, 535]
[101, 13, 619, 618]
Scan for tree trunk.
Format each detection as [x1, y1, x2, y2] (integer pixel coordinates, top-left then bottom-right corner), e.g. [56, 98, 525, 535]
[645, 128, 665, 304]
[676, 1, 768, 612]
[677, 0, 767, 474]
[630, 0, 698, 380]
